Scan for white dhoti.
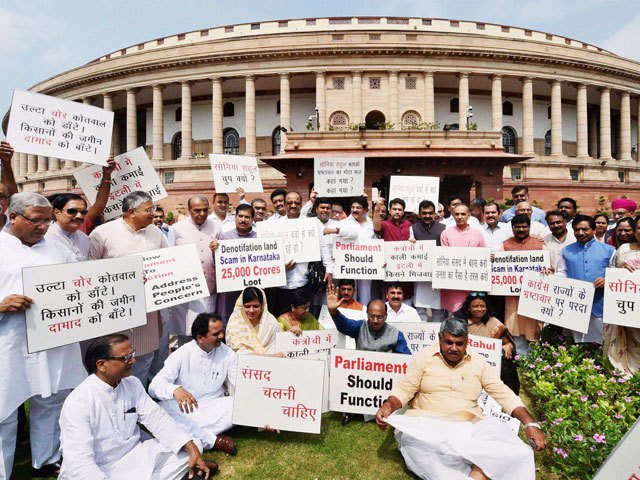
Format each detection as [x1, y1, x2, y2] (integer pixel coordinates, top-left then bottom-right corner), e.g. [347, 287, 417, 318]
[387, 415, 534, 480]
[158, 396, 233, 450]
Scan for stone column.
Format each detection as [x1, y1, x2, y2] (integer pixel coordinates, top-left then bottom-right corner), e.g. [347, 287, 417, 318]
[49, 157, 60, 171]
[126, 88, 138, 152]
[352, 71, 362, 125]
[551, 80, 563, 156]
[280, 73, 290, 154]
[589, 110, 598, 158]
[315, 72, 326, 131]
[423, 71, 435, 125]
[490, 74, 502, 132]
[389, 71, 399, 128]
[102, 92, 116, 155]
[19, 153, 27, 176]
[458, 73, 469, 130]
[599, 88, 612, 159]
[180, 81, 192, 160]
[576, 84, 588, 158]
[27, 154, 37, 174]
[620, 91, 631, 161]
[36, 156, 47, 172]
[521, 77, 534, 155]
[152, 85, 164, 162]
[211, 77, 223, 154]
[245, 76, 256, 155]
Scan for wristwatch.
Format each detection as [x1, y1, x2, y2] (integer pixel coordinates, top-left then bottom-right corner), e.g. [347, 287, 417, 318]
[524, 422, 541, 430]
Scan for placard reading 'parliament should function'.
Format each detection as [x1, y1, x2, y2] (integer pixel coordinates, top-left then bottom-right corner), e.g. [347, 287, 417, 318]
[517, 271, 594, 334]
[431, 246, 492, 292]
[490, 250, 550, 296]
[384, 240, 436, 282]
[275, 329, 346, 359]
[603, 267, 640, 328]
[22, 256, 146, 353]
[74, 147, 167, 221]
[388, 176, 439, 213]
[314, 157, 365, 197]
[209, 154, 263, 193]
[332, 239, 385, 280]
[7, 90, 113, 165]
[214, 238, 286, 293]
[256, 218, 321, 264]
[233, 355, 325, 434]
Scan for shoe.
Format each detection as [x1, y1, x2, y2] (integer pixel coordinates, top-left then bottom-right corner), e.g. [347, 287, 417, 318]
[32, 460, 62, 478]
[341, 413, 352, 426]
[213, 434, 237, 455]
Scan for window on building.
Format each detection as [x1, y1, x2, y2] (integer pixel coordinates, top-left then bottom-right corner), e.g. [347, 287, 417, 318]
[450, 98, 459, 113]
[175, 107, 182, 122]
[405, 77, 417, 90]
[401, 110, 421, 128]
[618, 170, 626, 183]
[223, 102, 234, 117]
[369, 33, 381, 40]
[510, 167, 522, 181]
[502, 101, 513, 116]
[172, 132, 182, 160]
[163, 171, 175, 184]
[329, 111, 349, 129]
[276, 100, 280, 114]
[570, 168, 580, 181]
[223, 128, 239, 155]
[272, 127, 281, 155]
[369, 77, 381, 89]
[547, 106, 551, 119]
[333, 77, 345, 90]
[544, 130, 552, 156]
[502, 126, 517, 154]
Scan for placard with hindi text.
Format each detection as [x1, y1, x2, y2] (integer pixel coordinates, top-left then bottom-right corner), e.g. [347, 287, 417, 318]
[603, 267, 640, 328]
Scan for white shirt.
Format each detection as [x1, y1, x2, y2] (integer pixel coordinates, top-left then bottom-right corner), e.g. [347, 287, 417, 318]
[543, 229, 576, 270]
[316, 217, 338, 274]
[300, 200, 314, 218]
[336, 215, 375, 242]
[149, 340, 237, 401]
[481, 223, 512, 252]
[264, 212, 285, 223]
[207, 212, 236, 232]
[385, 302, 422, 323]
[45, 222, 90, 261]
[59, 375, 191, 480]
[0, 231, 87, 422]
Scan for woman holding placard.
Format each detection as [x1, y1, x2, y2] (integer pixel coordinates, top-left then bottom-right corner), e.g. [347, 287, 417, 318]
[276, 289, 322, 335]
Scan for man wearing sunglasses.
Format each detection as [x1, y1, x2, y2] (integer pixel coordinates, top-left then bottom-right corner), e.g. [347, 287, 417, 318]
[46, 193, 92, 261]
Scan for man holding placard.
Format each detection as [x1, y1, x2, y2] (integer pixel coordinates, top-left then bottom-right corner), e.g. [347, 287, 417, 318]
[543, 210, 576, 270]
[207, 192, 235, 232]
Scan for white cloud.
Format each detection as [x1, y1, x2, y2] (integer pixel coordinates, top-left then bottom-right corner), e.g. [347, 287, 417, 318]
[602, 13, 640, 61]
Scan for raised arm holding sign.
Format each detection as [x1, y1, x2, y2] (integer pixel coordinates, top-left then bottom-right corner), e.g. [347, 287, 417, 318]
[210, 154, 263, 193]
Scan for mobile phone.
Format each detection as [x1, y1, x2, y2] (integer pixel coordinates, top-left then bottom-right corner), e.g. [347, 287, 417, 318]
[528, 438, 538, 449]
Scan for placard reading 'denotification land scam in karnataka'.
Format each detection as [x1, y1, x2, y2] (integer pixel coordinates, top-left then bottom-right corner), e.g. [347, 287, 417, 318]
[137, 244, 210, 313]
[333, 239, 385, 280]
[329, 349, 409, 415]
[275, 329, 346, 358]
[22, 257, 146, 353]
[314, 157, 364, 197]
[592, 416, 640, 480]
[74, 147, 167, 221]
[384, 240, 436, 282]
[388, 176, 439, 213]
[490, 250, 550, 296]
[209, 154, 263, 193]
[215, 238, 286, 293]
[233, 355, 325, 434]
[517, 271, 594, 334]
[256, 218, 321, 264]
[431, 246, 492, 291]
[6, 90, 113, 166]
[603, 267, 640, 328]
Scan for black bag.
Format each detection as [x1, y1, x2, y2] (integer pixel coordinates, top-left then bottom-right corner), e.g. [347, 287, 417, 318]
[306, 261, 326, 293]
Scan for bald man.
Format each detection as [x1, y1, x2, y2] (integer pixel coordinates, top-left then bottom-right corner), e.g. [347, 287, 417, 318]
[511, 202, 550, 239]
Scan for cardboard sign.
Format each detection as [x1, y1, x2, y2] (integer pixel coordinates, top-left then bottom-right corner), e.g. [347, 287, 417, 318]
[256, 218, 321, 263]
[333, 239, 385, 280]
[138, 244, 210, 313]
[209, 154, 263, 193]
[22, 257, 146, 353]
[431, 246, 491, 291]
[233, 355, 324, 434]
[490, 250, 550, 296]
[275, 329, 346, 358]
[389, 322, 440, 354]
[214, 238, 286, 293]
[384, 240, 435, 282]
[592, 416, 640, 480]
[388, 175, 439, 213]
[314, 157, 364, 197]
[329, 349, 409, 415]
[7, 89, 113, 165]
[74, 147, 167, 221]
[476, 391, 520, 435]
[517, 271, 594, 334]
[603, 268, 640, 328]
[307, 352, 331, 413]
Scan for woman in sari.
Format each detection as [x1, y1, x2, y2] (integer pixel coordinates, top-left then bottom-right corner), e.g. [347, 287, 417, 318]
[277, 289, 322, 335]
[593, 213, 609, 243]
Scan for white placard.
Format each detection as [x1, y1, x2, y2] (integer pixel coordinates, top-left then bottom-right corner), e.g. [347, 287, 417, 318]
[389, 322, 440, 354]
[6, 89, 113, 165]
[431, 246, 491, 291]
[314, 157, 364, 197]
[467, 335, 502, 372]
[333, 239, 385, 280]
[214, 238, 286, 293]
[477, 391, 520, 435]
[22, 257, 146, 353]
[329, 348, 410, 415]
[275, 329, 346, 358]
[517, 271, 594, 334]
[388, 176, 439, 213]
[233, 355, 324, 434]
[256, 218, 321, 263]
[384, 240, 435, 282]
[307, 352, 331, 413]
[491, 250, 550, 296]
[604, 268, 640, 328]
[318, 306, 363, 350]
[592, 417, 640, 480]
[138, 245, 210, 313]
[74, 147, 167, 221]
[209, 154, 263, 193]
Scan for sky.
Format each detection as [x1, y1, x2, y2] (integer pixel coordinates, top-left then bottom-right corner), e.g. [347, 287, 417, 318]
[2, 0, 639, 138]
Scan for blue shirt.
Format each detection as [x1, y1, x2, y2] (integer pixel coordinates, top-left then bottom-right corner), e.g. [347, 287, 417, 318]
[560, 239, 614, 317]
[500, 205, 547, 226]
[331, 311, 411, 355]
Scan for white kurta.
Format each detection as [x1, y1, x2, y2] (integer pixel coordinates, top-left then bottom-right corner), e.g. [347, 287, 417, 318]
[45, 222, 90, 261]
[385, 302, 422, 323]
[149, 340, 236, 449]
[59, 375, 194, 480]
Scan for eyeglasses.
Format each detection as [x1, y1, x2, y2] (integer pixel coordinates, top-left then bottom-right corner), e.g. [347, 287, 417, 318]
[108, 350, 136, 363]
[65, 208, 88, 216]
[18, 214, 52, 226]
[367, 314, 386, 320]
[470, 292, 487, 298]
[141, 207, 155, 214]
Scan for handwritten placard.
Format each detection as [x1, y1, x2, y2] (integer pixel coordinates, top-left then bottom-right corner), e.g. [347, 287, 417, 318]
[384, 240, 435, 282]
[388, 176, 439, 213]
[431, 246, 491, 291]
[233, 355, 324, 434]
[209, 154, 263, 193]
[275, 329, 346, 358]
[333, 239, 385, 280]
[491, 250, 550, 296]
[603, 268, 640, 328]
[477, 391, 520, 435]
[74, 147, 167, 221]
[389, 322, 439, 354]
[22, 257, 146, 353]
[6, 90, 113, 165]
[517, 271, 594, 334]
[256, 218, 321, 263]
[314, 157, 364, 197]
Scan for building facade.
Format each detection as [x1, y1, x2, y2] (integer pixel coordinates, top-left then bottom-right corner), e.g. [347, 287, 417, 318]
[8, 16, 640, 213]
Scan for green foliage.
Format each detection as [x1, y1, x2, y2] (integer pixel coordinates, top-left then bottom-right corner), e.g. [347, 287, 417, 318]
[165, 211, 174, 224]
[468, 121, 478, 130]
[375, 121, 396, 130]
[596, 195, 611, 215]
[400, 121, 441, 131]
